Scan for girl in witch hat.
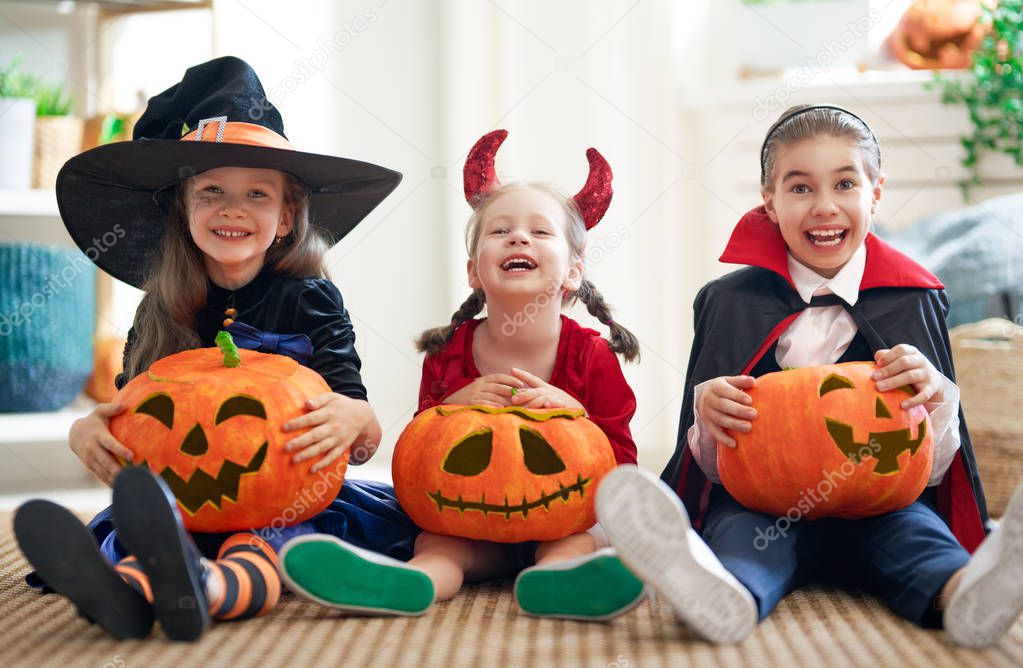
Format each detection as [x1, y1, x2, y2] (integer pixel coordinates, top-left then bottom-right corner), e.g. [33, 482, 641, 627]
[14, 56, 419, 641]
[277, 129, 648, 620]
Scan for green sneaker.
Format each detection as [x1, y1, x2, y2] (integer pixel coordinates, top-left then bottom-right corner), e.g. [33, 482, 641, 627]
[514, 547, 647, 620]
[279, 535, 434, 616]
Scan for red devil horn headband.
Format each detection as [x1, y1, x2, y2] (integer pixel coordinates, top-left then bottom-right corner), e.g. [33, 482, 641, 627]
[463, 129, 613, 230]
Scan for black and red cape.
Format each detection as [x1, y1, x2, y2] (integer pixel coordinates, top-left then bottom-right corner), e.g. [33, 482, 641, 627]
[660, 206, 989, 552]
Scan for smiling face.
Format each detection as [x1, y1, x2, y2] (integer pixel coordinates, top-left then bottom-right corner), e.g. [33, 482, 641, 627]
[762, 135, 883, 279]
[467, 186, 583, 301]
[187, 166, 293, 287]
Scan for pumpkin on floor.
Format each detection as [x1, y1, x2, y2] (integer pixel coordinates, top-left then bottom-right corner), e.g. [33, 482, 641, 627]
[110, 332, 345, 532]
[392, 405, 616, 543]
[718, 362, 933, 520]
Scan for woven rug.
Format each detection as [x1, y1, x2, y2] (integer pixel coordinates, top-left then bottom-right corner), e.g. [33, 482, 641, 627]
[1, 514, 1021, 668]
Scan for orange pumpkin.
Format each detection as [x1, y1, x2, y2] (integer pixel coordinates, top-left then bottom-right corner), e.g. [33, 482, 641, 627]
[392, 405, 616, 543]
[719, 362, 933, 520]
[110, 333, 346, 532]
[887, 0, 988, 70]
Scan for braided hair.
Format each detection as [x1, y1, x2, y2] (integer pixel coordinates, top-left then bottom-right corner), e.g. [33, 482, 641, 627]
[415, 183, 639, 362]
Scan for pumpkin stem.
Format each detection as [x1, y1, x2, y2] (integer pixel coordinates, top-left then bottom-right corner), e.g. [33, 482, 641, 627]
[215, 330, 241, 368]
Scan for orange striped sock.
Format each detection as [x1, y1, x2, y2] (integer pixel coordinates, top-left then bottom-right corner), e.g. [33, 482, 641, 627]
[114, 555, 153, 603]
[205, 533, 280, 620]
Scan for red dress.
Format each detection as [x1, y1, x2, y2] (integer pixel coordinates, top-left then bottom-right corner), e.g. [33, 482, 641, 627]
[418, 315, 638, 465]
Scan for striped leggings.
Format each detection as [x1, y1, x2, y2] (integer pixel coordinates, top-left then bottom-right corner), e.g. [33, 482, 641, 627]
[115, 533, 281, 620]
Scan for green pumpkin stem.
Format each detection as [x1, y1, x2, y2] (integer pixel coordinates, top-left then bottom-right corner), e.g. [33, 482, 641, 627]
[215, 330, 241, 368]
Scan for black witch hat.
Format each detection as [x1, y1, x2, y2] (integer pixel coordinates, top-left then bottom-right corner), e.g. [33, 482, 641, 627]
[56, 56, 402, 288]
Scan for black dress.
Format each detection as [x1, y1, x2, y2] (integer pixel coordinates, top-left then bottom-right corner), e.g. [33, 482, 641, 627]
[87, 269, 420, 563]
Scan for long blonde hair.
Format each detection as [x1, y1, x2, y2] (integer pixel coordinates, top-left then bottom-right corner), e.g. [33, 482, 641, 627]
[123, 173, 327, 380]
[415, 182, 639, 362]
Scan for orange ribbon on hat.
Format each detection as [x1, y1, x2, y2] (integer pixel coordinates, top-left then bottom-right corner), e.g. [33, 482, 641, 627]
[181, 118, 295, 151]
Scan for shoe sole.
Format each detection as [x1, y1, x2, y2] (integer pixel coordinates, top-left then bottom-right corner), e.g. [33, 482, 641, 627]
[14, 500, 154, 639]
[113, 467, 209, 641]
[279, 535, 433, 616]
[514, 547, 647, 621]
[945, 483, 1023, 648]
[596, 466, 757, 644]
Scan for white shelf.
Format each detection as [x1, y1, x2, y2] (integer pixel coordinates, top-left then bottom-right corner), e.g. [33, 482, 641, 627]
[0, 394, 95, 445]
[0, 189, 60, 218]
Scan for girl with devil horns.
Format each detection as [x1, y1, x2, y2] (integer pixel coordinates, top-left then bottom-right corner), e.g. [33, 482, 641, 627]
[278, 129, 648, 620]
[595, 105, 1023, 647]
[14, 57, 421, 641]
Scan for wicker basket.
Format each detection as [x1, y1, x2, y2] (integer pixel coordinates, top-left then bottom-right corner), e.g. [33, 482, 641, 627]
[32, 115, 84, 190]
[0, 243, 95, 412]
[951, 318, 1023, 517]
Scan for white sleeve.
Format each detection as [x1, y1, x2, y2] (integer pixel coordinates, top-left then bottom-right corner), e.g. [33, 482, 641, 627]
[925, 373, 962, 487]
[688, 381, 722, 484]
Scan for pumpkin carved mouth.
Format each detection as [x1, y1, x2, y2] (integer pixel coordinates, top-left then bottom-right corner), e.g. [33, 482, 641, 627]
[428, 474, 592, 519]
[824, 418, 928, 475]
[147, 441, 269, 515]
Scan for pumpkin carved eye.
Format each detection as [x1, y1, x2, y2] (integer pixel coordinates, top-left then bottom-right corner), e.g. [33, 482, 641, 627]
[215, 395, 267, 424]
[520, 427, 566, 475]
[136, 393, 174, 429]
[819, 374, 855, 396]
[443, 429, 493, 476]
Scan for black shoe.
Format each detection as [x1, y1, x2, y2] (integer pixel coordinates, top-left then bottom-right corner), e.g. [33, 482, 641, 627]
[112, 467, 210, 641]
[14, 499, 154, 639]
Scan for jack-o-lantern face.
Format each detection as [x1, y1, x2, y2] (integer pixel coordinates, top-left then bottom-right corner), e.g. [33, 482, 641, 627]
[392, 405, 617, 543]
[718, 362, 933, 520]
[110, 341, 346, 532]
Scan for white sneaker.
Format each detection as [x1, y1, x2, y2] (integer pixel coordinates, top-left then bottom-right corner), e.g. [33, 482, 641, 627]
[595, 466, 758, 644]
[944, 482, 1023, 647]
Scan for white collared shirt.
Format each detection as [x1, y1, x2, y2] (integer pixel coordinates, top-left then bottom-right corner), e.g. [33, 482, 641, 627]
[689, 245, 960, 487]
[775, 244, 866, 369]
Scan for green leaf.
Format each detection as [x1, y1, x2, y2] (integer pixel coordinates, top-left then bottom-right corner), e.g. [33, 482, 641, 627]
[930, 0, 1023, 201]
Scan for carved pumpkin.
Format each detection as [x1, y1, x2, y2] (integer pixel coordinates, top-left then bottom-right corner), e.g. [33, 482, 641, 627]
[110, 332, 346, 532]
[719, 362, 933, 520]
[887, 0, 989, 70]
[392, 405, 616, 543]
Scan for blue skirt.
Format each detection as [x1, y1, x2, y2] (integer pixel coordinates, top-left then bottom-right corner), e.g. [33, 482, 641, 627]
[26, 479, 420, 591]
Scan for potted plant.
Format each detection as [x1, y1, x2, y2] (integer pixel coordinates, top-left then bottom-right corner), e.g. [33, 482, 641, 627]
[932, 0, 1023, 198]
[32, 80, 83, 190]
[0, 57, 37, 189]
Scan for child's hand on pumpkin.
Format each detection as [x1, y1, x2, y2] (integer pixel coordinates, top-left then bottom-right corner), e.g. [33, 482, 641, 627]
[873, 344, 944, 408]
[697, 375, 757, 448]
[282, 393, 378, 472]
[442, 374, 525, 407]
[69, 402, 134, 486]
[507, 368, 585, 411]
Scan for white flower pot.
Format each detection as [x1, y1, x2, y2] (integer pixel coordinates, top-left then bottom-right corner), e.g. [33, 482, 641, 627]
[0, 97, 36, 189]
